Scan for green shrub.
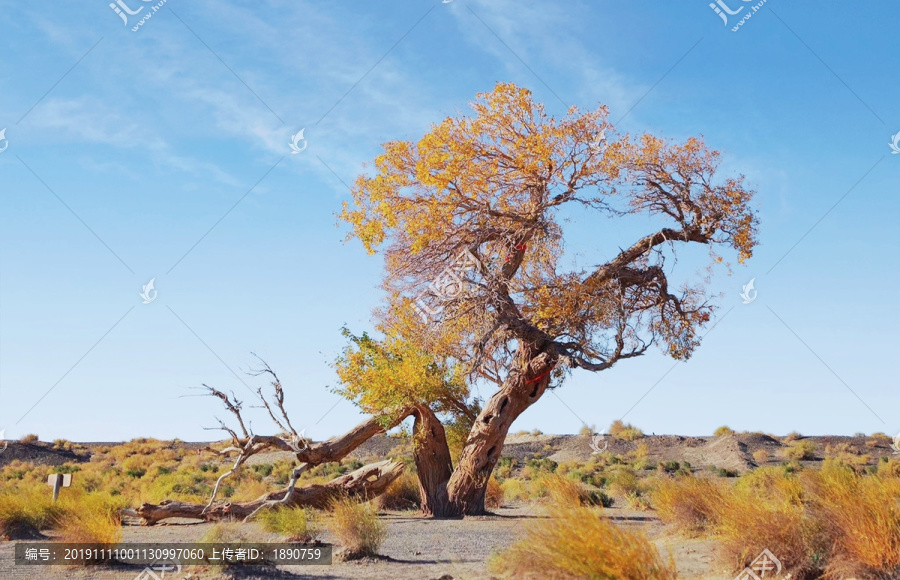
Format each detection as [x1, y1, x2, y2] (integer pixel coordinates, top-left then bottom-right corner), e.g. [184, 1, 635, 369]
[257, 507, 318, 542]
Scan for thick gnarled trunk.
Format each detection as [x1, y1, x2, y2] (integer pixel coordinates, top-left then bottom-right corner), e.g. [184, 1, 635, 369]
[446, 351, 555, 515]
[411, 406, 453, 516]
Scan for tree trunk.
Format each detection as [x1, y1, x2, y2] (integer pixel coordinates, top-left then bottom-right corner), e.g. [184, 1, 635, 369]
[447, 350, 555, 515]
[411, 406, 453, 516]
[135, 459, 404, 524]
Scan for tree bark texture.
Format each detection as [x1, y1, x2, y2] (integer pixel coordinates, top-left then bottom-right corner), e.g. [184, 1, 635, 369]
[135, 459, 404, 524]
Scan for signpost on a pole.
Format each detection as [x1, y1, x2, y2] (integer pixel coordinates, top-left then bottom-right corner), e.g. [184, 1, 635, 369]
[46, 473, 72, 502]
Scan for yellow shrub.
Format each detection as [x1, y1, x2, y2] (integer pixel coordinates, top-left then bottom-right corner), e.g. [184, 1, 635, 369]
[377, 471, 420, 511]
[752, 449, 769, 464]
[489, 503, 677, 579]
[56, 492, 127, 561]
[714, 426, 734, 437]
[609, 420, 644, 441]
[485, 476, 504, 509]
[0, 487, 61, 539]
[327, 496, 386, 558]
[652, 476, 725, 535]
[257, 506, 318, 542]
[716, 472, 821, 576]
[783, 439, 816, 460]
[810, 466, 900, 579]
[500, 478, 529, 502]
[607, 467, 640, 497]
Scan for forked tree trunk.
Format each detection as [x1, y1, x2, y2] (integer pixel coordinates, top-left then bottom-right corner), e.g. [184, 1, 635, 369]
[135, 459, 404, 524]
[411, 405, 453, 516]
[446, 350, 555, 515]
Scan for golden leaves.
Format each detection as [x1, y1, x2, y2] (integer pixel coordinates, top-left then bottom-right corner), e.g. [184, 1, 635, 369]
[338, 82, 759, 368]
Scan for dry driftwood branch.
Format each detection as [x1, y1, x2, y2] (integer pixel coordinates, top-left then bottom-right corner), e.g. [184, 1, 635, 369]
[135, 459, 404, 524]
[145, 359, 415, 523]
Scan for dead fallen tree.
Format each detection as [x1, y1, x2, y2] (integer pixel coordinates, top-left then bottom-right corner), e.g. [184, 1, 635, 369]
[135, 357, 410, 525]
[136, 459, 404, 524]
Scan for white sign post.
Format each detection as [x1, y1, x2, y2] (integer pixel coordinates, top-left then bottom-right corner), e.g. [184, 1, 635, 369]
[47, 473, 72, 502]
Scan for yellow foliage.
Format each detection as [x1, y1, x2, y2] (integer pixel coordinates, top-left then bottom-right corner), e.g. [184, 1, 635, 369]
[489, 503, 677, 579]
[340, 82, 759, 370]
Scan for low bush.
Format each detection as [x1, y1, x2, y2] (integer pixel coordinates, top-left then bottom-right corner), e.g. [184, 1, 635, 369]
[57, 492, 127, 560]
[0, 488, 60, 539]
[257, 506, 318, 542]
[489, 503, 677, 579]
[810, 465, 900, 579]
[714, 426, 734, 437]
[652, 476, 725, 535]
[377, 471, 420, 511]
[609, 420, 644, 441]
[783, 431, 803, 443]
[327, 496, 386, 558]
[485, 476, 504, 509]
[607, 467, 640, 497]
[752, 449, 769, 464]
[783, 439, 817, 461]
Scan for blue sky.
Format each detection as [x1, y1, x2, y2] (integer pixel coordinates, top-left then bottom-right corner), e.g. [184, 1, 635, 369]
[0, 0, 897, 442]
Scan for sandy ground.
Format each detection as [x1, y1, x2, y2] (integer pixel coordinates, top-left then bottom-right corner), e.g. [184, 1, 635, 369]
[0, 504, 724, 580]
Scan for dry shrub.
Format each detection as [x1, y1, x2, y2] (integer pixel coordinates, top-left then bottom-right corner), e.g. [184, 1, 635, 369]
[752, 449, 769, 464]
[714, 471, 821, 576]
[810, 465, 900, 579]
[542, 475, 585, 506]
[19, 434, 39, 444]
[878, 458, 900, 478]
[327, 496, 386, 558]
[257, 506, 318, 542]
[199, 521, 266, 568]
[489, 503, 677, 579]
[485, 476, 504, 509]
[652, 476, 725, 535]
[783, 431, 803, 443]
[655, 462, 900, 578]
[609, 420, 644, 441]
[57, 492, 127, 561]
[377, 471, 420, 511]
[500, 478, 529, 502]
[200, 521, 259, 544]
[607, 467, 640, 497]
[0, 488, 60, 539]
[714, 426, 734, 437]
[630, 442, 652, 470]
[783, 439, 816, 460]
